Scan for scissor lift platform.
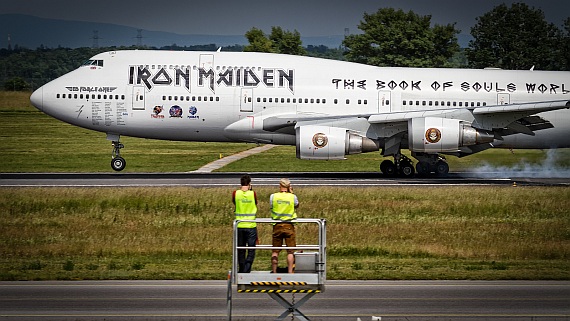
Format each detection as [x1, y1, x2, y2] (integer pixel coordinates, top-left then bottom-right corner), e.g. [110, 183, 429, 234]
[237, 271, 324, 293]
[228, 218, 326, 321]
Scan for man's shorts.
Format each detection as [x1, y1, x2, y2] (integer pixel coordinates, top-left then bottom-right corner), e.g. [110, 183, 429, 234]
[272, 223, 296, 254]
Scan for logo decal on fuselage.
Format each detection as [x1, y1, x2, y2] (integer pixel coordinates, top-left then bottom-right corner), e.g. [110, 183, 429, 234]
[128, 66, 295, 94]
[152, 105, 164, 119]
[187, 106, 199, 120]
[169, 105, 183, 118]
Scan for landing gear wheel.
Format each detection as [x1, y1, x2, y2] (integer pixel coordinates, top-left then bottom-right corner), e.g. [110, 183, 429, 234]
[416, 161, 430, 176]
[380, 160, 396, 177]
[111, 157, 126, 172]
[399, 161, 415, 178]
[110, 139, 126, 171]
[435, 160, 449, 176]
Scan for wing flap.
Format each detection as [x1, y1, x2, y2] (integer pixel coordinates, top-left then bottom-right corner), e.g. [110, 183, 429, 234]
[472, 100, 570, 115]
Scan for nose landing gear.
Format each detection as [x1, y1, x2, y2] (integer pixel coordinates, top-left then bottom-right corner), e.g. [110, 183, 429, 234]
[111, 140, 126, 171]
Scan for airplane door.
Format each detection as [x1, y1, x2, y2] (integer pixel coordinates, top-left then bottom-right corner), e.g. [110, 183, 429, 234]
[131, 86, 145, 110]
[498, 93, 510, 105]
[240, 88, 254, 112]
[378, 90, 391, 113]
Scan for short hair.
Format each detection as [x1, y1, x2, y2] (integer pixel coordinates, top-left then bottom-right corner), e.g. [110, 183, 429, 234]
[240, 175, 251, 186]
[279, 178, 291, 188]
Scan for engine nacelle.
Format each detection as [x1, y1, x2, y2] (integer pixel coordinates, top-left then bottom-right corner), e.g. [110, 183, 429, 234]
[296, 125, 378, 160]
[409, 117, 495, 153]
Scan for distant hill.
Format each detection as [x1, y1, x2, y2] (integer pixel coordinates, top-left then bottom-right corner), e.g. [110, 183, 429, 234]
[0, 14, 346, 49]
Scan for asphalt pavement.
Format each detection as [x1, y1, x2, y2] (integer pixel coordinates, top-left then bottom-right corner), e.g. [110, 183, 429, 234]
[1, 280, 569, 320]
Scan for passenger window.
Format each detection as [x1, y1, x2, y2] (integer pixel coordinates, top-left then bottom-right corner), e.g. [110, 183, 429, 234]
[346, 99, 350, 104]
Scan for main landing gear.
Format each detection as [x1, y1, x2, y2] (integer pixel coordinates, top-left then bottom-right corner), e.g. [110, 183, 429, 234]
[380, 154, 415, 178]
[111, 140, 126, 171]
[380, 153, 450, 178]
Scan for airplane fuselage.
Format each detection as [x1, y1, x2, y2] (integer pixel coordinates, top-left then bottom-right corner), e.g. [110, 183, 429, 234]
[30, 50, 570, 173]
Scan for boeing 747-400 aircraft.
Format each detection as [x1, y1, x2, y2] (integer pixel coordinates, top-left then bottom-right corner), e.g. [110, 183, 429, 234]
[30, 50, 570, 176]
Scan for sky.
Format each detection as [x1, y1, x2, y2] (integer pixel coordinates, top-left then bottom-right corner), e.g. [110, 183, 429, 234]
[1, 0, 569, 37]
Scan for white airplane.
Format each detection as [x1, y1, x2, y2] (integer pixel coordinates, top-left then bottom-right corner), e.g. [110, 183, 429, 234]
[30, 50, 570, 176]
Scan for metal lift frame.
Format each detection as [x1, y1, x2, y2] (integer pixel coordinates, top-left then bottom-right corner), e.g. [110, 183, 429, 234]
[227, 218, 326, 321]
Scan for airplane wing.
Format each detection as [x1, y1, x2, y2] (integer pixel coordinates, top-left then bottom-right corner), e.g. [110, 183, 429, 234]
[369, 100, 569, 128]
[263, 100, 570, 137]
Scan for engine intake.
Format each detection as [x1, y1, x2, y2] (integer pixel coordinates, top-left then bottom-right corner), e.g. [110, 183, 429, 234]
[409, 117, 495, 153]
[296, 125, 379, 160]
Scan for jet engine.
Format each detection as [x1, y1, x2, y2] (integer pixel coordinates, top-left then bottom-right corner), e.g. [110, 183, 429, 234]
[296, 125, 379, 160]
[408, 117, 495, 153]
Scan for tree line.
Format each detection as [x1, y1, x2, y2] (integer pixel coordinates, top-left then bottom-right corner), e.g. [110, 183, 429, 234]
[2, 3, 568, 91]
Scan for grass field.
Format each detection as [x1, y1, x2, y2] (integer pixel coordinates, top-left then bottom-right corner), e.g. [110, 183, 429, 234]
[1, 186, 569, 281]
[1, 91, 569, 281]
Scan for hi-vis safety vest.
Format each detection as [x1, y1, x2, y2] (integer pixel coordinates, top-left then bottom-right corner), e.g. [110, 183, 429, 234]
[271, 192, 297, 222]
[235, 190, 257, 228]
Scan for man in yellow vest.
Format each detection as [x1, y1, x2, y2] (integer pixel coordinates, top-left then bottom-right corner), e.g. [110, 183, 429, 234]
[232, 175, 258, 273]
[270, 178, 299, 273]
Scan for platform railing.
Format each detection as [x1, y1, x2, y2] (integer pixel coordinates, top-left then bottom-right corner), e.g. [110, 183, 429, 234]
[231, 218, 326, 286]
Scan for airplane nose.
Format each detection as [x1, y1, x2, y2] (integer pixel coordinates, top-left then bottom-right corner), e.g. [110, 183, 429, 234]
[30, 87, 43, 111]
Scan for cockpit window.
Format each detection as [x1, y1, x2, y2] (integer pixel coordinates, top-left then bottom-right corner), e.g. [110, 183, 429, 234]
[82, 60, 104, 67]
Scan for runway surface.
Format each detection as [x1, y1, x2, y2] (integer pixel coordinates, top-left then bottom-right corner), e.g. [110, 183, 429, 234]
[1, 280, 569, 320]
[1, 172, 569, 187]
